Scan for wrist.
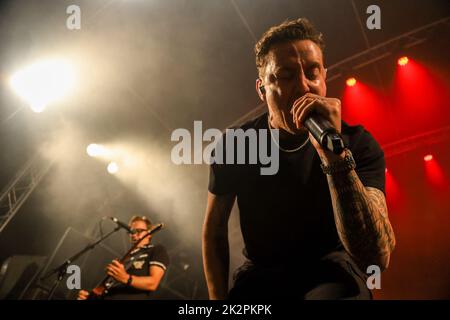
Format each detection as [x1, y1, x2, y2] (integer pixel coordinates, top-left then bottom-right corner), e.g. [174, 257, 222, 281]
[318, 148, 346, 166]
[126, 274, 133, 286]
[320, 148, 356, 175]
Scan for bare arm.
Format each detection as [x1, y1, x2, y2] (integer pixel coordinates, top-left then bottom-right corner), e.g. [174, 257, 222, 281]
[77, 262, 166, 299]
[202, 191, 236, 300]
[128, 265, 166, 291]
[325, 166, 396, 271]
[106, 260, 166, 291]
[289, 93, 395, 271]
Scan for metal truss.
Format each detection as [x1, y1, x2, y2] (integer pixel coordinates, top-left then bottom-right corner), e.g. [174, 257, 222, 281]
[0, 153, 53, 233]
[383, 125, 450, 159]
[326, 17, 450, 82]
[227, 17, 450, 132]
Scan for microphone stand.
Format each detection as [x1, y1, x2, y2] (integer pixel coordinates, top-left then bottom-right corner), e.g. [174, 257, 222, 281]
[40, 226, 122, 300]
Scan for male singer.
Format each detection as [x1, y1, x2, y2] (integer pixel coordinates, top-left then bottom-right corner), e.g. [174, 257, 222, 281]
[202, 18, 395, 299]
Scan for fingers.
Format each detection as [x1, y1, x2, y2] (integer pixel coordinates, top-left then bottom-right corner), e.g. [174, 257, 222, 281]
[106, 265, 118, 275]
[77, 290, 89, 300]
[106, 260, 125, 279]
[290, 94, 341, 131]
[293, 98, 317, 128]
[291, 96, 320, 129]
[111, 260, 123, 268]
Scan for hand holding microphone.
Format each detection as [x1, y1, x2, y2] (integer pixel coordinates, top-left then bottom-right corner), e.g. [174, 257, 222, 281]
[290, 93, 346, 155]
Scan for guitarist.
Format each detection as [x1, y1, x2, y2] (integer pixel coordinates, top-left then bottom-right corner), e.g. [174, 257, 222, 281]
[77, 216, 169, 300]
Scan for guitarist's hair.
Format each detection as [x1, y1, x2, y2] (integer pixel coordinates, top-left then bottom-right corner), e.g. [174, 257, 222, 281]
[128, 215, 153, 230]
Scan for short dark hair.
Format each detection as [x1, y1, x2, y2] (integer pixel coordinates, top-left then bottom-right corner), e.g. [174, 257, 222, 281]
[128, 215, 152, 229]
[255, 18, 325, 77]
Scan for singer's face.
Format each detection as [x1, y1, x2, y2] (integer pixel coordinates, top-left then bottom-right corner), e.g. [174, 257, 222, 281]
[130, 220, 151, 246]
[259, 40, 327, 135]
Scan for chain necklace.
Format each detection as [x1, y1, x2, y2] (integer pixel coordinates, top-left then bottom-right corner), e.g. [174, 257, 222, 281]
[267, 117, 310, 153]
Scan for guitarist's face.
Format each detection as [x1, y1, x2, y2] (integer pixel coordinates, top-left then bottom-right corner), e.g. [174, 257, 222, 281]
[130, 220, 151, 247]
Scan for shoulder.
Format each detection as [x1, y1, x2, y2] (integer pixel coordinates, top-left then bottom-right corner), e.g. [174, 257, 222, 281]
[341, 121, 383, 157]
[341, 121, 386, 193]
[148, 244, 168, 255]
[147, 244, 170, 270]
[150, 244, 170, 261]
[238, 112, 268, 131]
[225, 112, 268, 134]
[210, 112, 267, 163]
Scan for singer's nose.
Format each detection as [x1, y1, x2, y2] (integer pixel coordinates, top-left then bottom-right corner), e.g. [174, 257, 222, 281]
[296, 70, 310, 96]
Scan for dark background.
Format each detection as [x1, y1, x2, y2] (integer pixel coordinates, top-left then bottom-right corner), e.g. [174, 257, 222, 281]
[0, 0, 449, 299]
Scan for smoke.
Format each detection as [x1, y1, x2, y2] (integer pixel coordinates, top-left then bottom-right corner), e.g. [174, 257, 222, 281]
[1, 0, 253, 290]
[38, 120, 112, 234]
[35, 118, 211, 245]
[102, 138, 210, 244]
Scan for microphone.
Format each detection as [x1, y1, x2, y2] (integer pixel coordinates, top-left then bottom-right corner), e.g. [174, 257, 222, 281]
[106, 217, 135, 234]
[303, 114, 346, 155]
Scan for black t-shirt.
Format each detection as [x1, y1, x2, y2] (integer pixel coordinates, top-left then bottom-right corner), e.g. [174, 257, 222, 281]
[208, 112, 385, 268]
[104, 244, 170, 300]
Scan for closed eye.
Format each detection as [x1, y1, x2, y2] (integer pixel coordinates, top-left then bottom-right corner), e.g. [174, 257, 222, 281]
[305, 62, 322, 79]
[275, 71, 294, 80]
[306, 67, 320, 80]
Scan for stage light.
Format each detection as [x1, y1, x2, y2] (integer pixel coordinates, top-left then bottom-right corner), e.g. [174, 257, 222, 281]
[398, 56, 409, 67]
[423, 154, 447, 189]
[107, 162, 119, 174]
[385, 167, 403, 209]
[9, 58, 76, 113]
[87, 144, 109, 158]
[346, 77, 357, 87]
[385, 168, 388, 173]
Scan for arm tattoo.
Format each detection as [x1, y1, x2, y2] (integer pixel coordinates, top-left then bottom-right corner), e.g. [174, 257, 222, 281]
[326, 170, 396, 270]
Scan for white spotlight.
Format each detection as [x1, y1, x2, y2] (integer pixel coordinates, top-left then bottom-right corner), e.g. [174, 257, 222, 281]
[107, 162, 119, 174]
[87, 144, 109, 158]
[9, 58, 76, 112]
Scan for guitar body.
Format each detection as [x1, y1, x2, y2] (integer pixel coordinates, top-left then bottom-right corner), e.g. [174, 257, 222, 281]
[87, 286, 106, 300]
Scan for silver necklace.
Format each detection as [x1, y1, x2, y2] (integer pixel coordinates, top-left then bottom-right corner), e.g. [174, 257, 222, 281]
[267, 117, 310, 153]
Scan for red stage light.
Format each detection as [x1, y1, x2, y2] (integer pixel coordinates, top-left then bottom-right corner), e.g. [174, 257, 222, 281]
[398, 56, 409, 66]
[424, 155, 447, 189]
[346, 77, 356, 87]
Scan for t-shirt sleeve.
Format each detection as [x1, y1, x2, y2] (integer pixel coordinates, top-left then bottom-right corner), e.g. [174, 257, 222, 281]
[351, 130, 386, 195]
[149, 245, 170, 271]
[208, 133, 236, 195]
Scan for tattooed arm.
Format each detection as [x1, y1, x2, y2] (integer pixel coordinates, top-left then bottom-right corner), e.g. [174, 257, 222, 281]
[289, 93, 395, 270]
[321, 155, 396, 272]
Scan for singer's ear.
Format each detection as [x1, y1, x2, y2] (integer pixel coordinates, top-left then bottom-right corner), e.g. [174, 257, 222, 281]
[256, 78, 266, 102]
[324, 68, 327, 80]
